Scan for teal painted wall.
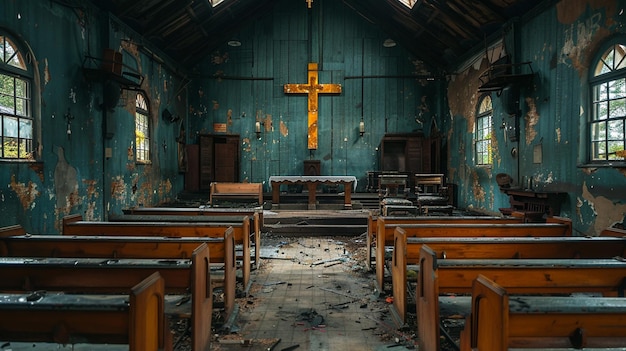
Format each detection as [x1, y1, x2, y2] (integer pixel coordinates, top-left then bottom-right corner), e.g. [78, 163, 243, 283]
[0, 1, 187, 232]
[3, 0, 623, 237]
[188, 0, 440, 193]
[447, 0, 626, 235]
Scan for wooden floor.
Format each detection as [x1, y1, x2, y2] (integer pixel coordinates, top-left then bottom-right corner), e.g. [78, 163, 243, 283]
[215, 233, 418, 351]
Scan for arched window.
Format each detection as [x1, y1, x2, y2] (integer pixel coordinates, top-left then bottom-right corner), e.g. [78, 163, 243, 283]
[589, 38, 626, 164]
[135, 93, 150, 163]
[475, 94, 493, 166]
[0, 32, 33, 160]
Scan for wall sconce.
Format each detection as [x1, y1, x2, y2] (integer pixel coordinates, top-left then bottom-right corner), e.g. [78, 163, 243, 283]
[359, 118, 365, 137]
[65, 108, 74, 140]
[255, 120, 263, 139]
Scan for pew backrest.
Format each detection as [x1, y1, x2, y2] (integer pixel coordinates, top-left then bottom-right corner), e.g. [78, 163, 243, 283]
[0, 271, 168, 351]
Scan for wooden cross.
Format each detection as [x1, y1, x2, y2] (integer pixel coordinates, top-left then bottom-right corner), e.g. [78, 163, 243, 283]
[284, 63, 342, 150]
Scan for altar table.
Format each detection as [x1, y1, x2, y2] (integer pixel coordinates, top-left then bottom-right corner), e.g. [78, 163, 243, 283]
[269, 176, 357, 210]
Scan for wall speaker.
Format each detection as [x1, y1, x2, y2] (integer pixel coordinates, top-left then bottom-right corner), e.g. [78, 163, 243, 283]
[500, 84, 519, 116]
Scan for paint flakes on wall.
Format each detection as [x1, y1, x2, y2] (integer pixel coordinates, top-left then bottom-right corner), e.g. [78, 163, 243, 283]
[556, 1, 616, 75]
[447, 59, 488, 131]
[110, 176, 127, 202]
[43, 58, 51, 85]
[264, 114, 273, 132]
[280, 120, 289, 137]
[157, 179, 173, 201]
[127, 145, 134, 160]
[581, 181, 626, 235]
[556, 127, 561, 143]
[471, 170, 486, 202]
[242, 138, 252, 153]
[9, 175, 40, 210]
[524, 97, 540, 145]
[82, 179, 99, 221]
[54, 147, 79, 214]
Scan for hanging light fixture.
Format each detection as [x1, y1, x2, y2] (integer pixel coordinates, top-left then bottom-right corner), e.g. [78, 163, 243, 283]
[227, 39, 241, 47]
[383, 38, 396, 48]
[359, 117, 365, 137]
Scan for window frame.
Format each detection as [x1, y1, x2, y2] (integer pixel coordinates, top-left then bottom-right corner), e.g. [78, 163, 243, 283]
[475, 94, 493, 167]
[134, 92, 151, 164]
[588, 36, 626, 167]
[0, 31, 35, 161]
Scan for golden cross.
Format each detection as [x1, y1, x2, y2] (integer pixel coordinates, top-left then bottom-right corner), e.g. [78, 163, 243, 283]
[284, 63, 342, 150]
[306, 0, 313, 8]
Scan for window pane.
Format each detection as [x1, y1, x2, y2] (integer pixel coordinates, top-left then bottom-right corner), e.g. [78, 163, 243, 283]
[3, 116, 17, 137]
[0, 76, 15, 112]
[591, 121, 606, 141]
[609, 79, 626, 99]
[608, 119, 624, 139]
[608, 141, 624, 159]
[594, 83, 608, 102]
[595, 101, 608, 120]
[17, 137, 31, 158]
[591, 141, 605, 160]
[616, 44, 626, 70]
[19, 118, 32, 139]
[14, 79, 27, 99]
[609, 98, 626, 118]
[16, 97, 28, 116]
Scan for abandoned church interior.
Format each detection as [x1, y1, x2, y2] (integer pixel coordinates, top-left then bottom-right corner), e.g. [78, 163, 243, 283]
[1, 0, 626, 350]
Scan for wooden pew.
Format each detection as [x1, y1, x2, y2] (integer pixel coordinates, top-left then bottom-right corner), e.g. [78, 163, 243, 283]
[460, 275, 626, 350]
[209, 181, 263, 207]
[391, 229, 626, 324]
[365, 214, 524, 270]
[417, 244, 626, 351]
[63, 214, 252, 288]
[375, 216, 572, 290]
[0, 242, 216, 351]
[601, 226, 626, 237]
[0, 228, 237, 320]
[0, 271, 170, 351]
[121, 206, 263, 268]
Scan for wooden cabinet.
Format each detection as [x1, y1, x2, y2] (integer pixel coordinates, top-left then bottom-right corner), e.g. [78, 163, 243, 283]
[379, 133, 440, 190]
[198, 135, 240, 190]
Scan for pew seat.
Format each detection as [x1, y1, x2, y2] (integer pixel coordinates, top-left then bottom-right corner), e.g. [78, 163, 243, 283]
[390, 229, 626, 323]
[0, 272, 170, 351]
[460, 275, 626, 350]
[62, 215, 252, 288]
[416, 244, 626, 351]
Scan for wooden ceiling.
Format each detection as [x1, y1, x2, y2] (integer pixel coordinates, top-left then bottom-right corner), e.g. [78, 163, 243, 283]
[88, 0, 546, 71]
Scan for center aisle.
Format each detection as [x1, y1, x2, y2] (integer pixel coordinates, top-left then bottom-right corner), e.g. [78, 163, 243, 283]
[216, 235, 416, 350]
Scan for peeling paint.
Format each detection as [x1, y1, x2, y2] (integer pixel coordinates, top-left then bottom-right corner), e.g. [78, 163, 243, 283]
[524, 97, 540, 145]
[110, 176, 127, 202]
[54, 147, 79, 214]
[280, 120, 289, 137]
[43, 58, 51, 85]
[556, 128, 561, 143]
[264, 114, 273, 132]
[9, 174, 40, 210]
[157, 179, 173, 200]
[556, 1, 614, 76]
[471, 170, 486, 202]
[127, 145, 134, 160]
[491, 132, 501, 167]
[581, 181, 626, 235]
[447, 59, 489, 131]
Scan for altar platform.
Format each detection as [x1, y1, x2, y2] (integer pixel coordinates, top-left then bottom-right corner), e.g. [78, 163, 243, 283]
[269, 176, 357, 210]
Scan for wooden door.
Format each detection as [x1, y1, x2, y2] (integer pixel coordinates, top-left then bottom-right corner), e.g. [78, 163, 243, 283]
[199, 135, 240, 190]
